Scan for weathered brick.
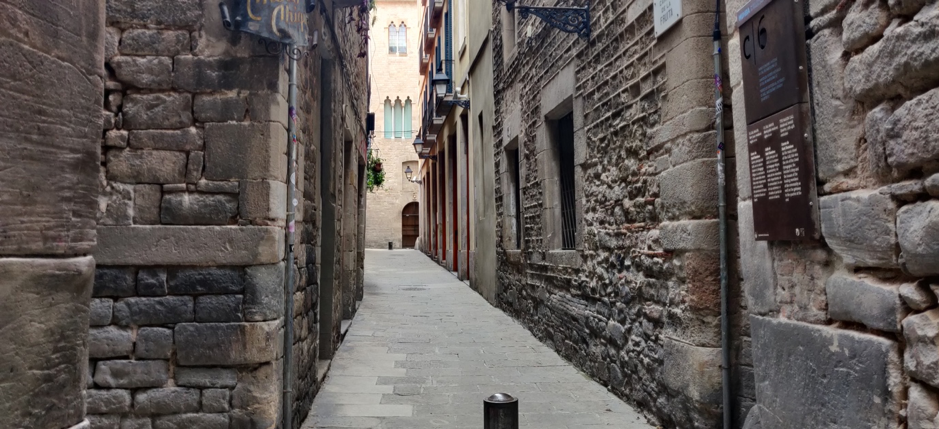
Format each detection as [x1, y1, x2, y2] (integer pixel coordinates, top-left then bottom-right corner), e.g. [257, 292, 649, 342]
[240, 180, 287, 220]
[88, 326, 134, 358]
[152, 414, 228, 429]
[120, 417, 152, 429]
[186, 151, 203, 183]
[195, 295, 244, 322]
[246, 92, 288, 126]
[107, 149, 187, 184]
[94, 360, 168, 388]
[167, 267, 244, 295]
[658, 159, 718, 219]
[202, 389, 230, 412]
[826, 274, 907, 332]
[105, 130, 128, 148]
[880, 88, 939, 173]
[842, 0, 891, 51]
[128, 128, 203, 151]
[194, 94, 247, 122]
[231, 362, 280, 428]
[244, 263, 285, 322]
[86, 389, 132, 414]
[122, 93, 192, 130]
[174, 368, 238, 388]
[134, 184, 162, 225]
[106, 0, 202, 28]
[173, 56, 281, 92]
[175, 321, 281, 366]
[95, 226, 284, 266]
[133, 388, 200, 415]
[819, 190, 898, 268]
[909, 382, 939, 429]
[900, 280, 939, 311]
[204, 122, 288, 181]
[136, 327, 173, 360]
[903, 309, 939, 388]
[110, 56, 172, 89]
[90, 298, 114, 326]
[196, 180, 240, 193]
[119, 29, 190, 56]
[100, 183, 134, 226]
[94, 267, 136, 297]
[809, 29, 861, 180]
[160, 193, 238, 225]
[88, 415, 121, 429]
[137, 268, 167, 296]
[113, 296, 194, 326]
[897, 201, 939, 276]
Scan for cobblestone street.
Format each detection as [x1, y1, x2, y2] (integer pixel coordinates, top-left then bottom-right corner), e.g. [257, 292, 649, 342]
[301, 250, 653, 429]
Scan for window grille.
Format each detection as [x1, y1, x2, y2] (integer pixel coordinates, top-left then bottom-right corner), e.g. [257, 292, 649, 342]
[557, 113, 576, 250]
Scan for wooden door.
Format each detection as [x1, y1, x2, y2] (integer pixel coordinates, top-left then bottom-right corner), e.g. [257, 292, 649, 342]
[402, 202, 419, 248]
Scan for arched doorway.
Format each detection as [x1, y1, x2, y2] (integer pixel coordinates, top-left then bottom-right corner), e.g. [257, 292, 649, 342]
[402, 202, 419, 248]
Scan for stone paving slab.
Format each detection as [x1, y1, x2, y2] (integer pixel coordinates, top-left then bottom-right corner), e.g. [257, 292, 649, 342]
[301, 250, 654, 429]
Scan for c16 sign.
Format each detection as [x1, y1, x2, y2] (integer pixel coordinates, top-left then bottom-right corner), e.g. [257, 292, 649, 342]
[232, 0, 313, 46]
[653, 0, 682, 37]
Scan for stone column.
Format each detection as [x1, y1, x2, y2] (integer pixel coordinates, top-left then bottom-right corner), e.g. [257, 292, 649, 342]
[0, 2, 105, 429]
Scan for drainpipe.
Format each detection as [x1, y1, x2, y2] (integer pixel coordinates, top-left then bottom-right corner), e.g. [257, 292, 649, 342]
[282, 49, 299, 429]
[711, 2, 732, 428]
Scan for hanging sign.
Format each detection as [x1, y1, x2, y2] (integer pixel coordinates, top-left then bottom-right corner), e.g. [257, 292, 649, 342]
[654, 0, 683, 37]
[231, 0, 312, 46]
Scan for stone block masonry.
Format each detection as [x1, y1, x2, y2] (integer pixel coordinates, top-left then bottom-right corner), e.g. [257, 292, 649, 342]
[88, 0, 371, 427]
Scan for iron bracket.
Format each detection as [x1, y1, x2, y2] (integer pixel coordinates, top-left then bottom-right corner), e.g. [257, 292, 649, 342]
[505, 0, 590, 39]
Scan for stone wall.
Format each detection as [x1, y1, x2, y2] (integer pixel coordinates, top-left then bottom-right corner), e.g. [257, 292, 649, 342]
[490, 0, 742, 427]
[0, 1, 104, 429]
[87, 1, 369, 429]
[728, 0, 939, 427]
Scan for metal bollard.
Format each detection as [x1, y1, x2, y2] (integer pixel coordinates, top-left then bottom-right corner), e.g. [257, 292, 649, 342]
[484, 393, 518, 429]
[388, 241, 393, 250]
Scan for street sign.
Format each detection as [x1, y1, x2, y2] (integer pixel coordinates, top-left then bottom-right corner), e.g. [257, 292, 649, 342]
[231, 0, 312, 46]
[654, 0, 683, 37]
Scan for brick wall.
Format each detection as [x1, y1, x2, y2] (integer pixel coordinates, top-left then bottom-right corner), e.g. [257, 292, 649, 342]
[87, 1, 369, 428]
[490, 0, 741, 427]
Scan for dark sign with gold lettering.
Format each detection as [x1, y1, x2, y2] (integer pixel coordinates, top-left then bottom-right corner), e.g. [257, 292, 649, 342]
[232, 0, 312, 46]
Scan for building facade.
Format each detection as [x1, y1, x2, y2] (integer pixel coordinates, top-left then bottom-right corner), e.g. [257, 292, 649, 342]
[1, 1, 371, 428]
[365, 0, 423, 250]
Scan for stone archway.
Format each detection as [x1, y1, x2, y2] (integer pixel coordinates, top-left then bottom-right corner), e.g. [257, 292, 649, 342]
[402, 202, 419, 248]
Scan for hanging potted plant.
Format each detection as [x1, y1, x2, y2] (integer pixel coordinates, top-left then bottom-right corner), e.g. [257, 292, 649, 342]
[367, 150, 385, 192]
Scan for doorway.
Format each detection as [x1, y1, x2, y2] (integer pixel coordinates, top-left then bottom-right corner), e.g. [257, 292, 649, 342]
[402, 202, 419, 248]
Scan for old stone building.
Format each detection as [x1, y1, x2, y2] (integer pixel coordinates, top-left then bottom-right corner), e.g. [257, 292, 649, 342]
[364, 0, 423, 250]
[1, 1, 370, 428]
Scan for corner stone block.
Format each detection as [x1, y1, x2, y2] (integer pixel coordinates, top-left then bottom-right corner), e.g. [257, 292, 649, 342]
[167, 267, 245, 294]
[819, 190, 898, 268]
[902, 309, 939, 388]
[119, 29, 190, 56]
[202, 389, 230, 413]
[175, 321, 282, 366]
[231, 361, 281, 429]
[128, 128, 203, 151]
[0, 257, 93, 429]
[244, 263, 285, 322]
[240, 180, 287, 221]
[86, 389, 132, 414]
[133, 388, 200, 415]
[136, 327, 174, 360]
[94, 360, 169, 389]
[809, 28, 862, 181]
[174, 56, 282, 92]
[659, 220, 719, 251]
[175, 368, 238, 388]
[90, 298, 114, 326]
[121, 93, 192, 130]
[897, 200, 939, 276]
[195, 294, 244, 322]
[204, 122, 288, 181]
[658, 158, 719, 219]
[661, 338, 722, 405]
[106, 149, 187, 184]
[194, 94, 247, 122]
[750, 316, 899, 428]
[88, 326, 134, 358]
[909, 381, 939, 429]
[96, 226, 284, 266]
[246, 92, 288, 126]
[160, 193, 238, 225]
[113, 296, 193, 326]
[826, 274, 907, 332]
[152, 414, 228, 429]
[94, 267, 136, 297]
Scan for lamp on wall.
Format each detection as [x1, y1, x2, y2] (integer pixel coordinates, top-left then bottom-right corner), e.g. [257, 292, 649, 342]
[432, 68, 471, 109]
[498, 0, 591, 39]
[413, 136, 424, 154]
[405, 166, 413, 181]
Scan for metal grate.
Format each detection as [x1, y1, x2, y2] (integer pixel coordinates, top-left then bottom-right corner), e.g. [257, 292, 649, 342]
[557, 113, 576, 250]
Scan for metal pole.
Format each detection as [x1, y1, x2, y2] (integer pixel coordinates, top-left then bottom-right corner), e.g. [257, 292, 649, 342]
[712, 10, 732, 429]
[282, 47, 299, 429]
[484, 393, 519, 429]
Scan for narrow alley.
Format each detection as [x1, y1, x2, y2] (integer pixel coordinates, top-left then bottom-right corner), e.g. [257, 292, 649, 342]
[302, 250, 653, 429]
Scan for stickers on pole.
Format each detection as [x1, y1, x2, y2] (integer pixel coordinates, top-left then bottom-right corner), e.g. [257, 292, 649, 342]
[654, 0, 683, 37]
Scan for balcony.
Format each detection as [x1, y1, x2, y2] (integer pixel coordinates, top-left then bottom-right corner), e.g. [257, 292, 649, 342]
[420, 53, 430, 74]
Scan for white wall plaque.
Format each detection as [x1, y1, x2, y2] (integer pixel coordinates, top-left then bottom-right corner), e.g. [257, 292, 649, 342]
[654, 0, 683, 37]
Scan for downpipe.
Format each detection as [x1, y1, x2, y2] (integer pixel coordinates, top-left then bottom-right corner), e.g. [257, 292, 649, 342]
[711, 4, 732, 429]
[282, 50, 299, 429]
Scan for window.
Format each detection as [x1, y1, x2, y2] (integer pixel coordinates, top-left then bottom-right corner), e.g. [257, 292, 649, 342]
[505, 139, 523, 249]
[556, 113, 576, 250]
[383, 98, 393, 138]
[383, 97, 412, 139]
[389, 22, 407, 54]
